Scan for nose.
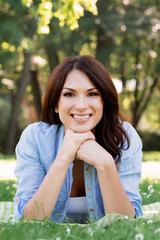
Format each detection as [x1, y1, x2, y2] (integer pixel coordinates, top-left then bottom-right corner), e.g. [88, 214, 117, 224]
[75, 95, 87, 110]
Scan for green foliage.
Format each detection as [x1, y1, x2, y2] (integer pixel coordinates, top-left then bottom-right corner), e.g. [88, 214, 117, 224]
[139, 88, 160, 130]
[142, 152, 160, 162]
[0, 178, 160, 239]
[0, 152, 160, 239]
[0, 152, 160, 204]
[0, 154, 16, 161]
[0, 180, 17, 201]
[0, 178, 159, 205]
[95, 0, 160, 129]
[138, 131, 160, 151]
[54, 0, 98, 30]
[0, 0, 160, 153]
[0, 97, 11, 152]
[37, 1, 53, 34]
[22, 0, 32, 7]
[21, 0, 98, 33]
[1, 219, 160, 240]
[140, 179, 160, 205]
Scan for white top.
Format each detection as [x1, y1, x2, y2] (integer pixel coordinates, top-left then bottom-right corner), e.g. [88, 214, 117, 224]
[66, 196, 89, 223]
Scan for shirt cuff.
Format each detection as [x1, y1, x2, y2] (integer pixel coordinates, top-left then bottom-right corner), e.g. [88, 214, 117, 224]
[132, 201, 143, 218]
[14, 198, 27, 221]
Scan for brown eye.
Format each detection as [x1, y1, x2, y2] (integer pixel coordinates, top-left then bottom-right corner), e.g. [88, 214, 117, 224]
[88, 92, 99, 97]
[63, 92, 74, 97]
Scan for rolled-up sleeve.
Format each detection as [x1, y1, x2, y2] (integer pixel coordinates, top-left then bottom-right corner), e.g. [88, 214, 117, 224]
[116, 122, 143, 218]
[14, 124, 46, 221]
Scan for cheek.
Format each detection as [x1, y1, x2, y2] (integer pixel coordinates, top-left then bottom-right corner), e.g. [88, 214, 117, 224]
[98, 100, 104, 113]
[98, 102, 104, 120]
[58, 107, 70, 123]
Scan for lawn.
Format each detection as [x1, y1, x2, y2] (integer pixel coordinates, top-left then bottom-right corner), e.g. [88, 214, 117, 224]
[1, 151, 160, 162]
[1, 216, 160, 240]
[142, 152, 160, 162]
[0, 152, 160, 239]
[0, 154, 16, 161]
[0, 178, 160, 206]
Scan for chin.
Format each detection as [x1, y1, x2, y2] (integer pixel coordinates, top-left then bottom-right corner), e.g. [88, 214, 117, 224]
[75, 130, 89, 133]
[71, 126, 94, 133]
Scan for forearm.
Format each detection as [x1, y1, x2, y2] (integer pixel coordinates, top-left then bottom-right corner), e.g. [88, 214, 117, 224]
[96, 160, 135, 218]
[23, 156, 70, 221]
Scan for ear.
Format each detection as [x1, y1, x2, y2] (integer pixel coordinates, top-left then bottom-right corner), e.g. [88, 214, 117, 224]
[55, 105, 59, 113]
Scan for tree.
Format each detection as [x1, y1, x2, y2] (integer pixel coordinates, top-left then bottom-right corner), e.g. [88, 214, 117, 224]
[94, 0, 160, 128]
[4, 51, 31, 154]
[1, 0, 160, 153]
[0, 0, 98, 153]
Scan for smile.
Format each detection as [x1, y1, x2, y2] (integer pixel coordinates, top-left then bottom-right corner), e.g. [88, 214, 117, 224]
[71, 114, 91, 120]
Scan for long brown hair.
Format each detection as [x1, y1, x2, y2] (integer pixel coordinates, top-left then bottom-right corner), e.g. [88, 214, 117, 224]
[41, 55, 129, 163]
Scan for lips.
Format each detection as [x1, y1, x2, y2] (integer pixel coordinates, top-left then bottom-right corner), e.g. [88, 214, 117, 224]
[71, 114, 91, 120]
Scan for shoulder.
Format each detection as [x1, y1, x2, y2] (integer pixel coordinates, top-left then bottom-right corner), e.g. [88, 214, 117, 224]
[118, 121, 142, 161]
[122, 121, 142, 146]
[22, 121, 62, 134]
[122, 121, 137, 134]
[117, 121, 143, 171]
[19, 122, 64, 143]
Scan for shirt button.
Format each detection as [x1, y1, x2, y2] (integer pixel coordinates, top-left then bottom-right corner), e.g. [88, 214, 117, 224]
[86, 167, 90, 171]
[87, 188, 91, 191]
[90, 209, 94, 212]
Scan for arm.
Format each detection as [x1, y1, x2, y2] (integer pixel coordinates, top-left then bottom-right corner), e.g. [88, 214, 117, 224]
[15, 126, 95, 221]
[77, 140, 135, 217]
[77, 124, 142, 218]
[23, 154, 70, 220]
[96, 158, 135, 217]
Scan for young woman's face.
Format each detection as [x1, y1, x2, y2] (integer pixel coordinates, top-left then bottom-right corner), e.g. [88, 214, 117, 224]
[55, 70, 104, 133]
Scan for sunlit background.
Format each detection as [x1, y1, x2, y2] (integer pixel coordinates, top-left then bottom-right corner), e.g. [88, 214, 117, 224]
[0, 0, 160, 154]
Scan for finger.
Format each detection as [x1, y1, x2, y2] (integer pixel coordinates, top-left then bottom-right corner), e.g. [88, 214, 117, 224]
[79, 131, 95, 142]
[75, 155, 81, 160]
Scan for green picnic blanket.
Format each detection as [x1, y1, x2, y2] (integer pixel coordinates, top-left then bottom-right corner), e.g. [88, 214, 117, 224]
[0, 202, 160, 226]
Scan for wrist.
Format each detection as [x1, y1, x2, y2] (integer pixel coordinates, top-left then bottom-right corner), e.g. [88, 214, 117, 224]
[54, 152, 72, 169]
[95, 155, 115, 172]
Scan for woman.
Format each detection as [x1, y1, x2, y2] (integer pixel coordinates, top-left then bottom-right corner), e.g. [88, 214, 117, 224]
[14, 55, 142, 223]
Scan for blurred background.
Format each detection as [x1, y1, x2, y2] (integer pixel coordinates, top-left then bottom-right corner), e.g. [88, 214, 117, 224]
[0, 0, 159, 154]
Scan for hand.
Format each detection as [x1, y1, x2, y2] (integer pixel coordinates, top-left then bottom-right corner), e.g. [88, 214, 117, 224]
[58, 129, 95, 165]
[76, 140, 113, 168]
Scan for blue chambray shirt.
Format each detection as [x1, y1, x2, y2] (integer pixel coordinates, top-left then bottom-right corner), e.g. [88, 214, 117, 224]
[14, 121, 143, 222]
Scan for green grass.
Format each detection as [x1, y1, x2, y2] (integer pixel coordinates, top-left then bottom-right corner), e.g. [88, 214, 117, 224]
[0, 153, 160, 239]
[0, 178, 160, 240]
[142, 152, 160, 162]
[1, 178, 160, 204]
[0, 217, 160, 240]
[0, 151, 160, 162]
[0, 180, 17, 201]
[0, 154, 16, 161]
[140, 179, 160, 205]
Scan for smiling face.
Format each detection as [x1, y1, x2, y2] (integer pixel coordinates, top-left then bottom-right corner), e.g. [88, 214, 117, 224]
[55, 70, 104, 133]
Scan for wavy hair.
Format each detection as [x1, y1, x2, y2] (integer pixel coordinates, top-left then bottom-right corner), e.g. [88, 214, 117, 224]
[41, 55, 129, 163]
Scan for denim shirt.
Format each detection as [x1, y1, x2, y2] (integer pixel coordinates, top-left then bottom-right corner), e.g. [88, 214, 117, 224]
[14, 121, 143, 222]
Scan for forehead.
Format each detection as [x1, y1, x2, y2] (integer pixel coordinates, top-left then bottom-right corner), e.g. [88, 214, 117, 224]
[63, 70, 95, 88]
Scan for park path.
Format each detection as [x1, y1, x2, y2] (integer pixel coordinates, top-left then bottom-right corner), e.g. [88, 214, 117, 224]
[0, 161, 16, 180]
[0, 160, 160, 180]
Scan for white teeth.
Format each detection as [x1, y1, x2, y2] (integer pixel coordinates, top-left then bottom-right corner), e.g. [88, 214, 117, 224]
[73, 115, 90, 119]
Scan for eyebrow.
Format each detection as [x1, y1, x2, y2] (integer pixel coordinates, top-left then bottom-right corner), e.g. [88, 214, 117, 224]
[62, 87, 98, 92]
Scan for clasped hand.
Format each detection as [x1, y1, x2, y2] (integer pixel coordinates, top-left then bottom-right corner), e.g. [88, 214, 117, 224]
[59, 129, 113, 168]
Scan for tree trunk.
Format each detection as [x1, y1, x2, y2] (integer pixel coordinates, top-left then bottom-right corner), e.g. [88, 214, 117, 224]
[45, 42, 59, 73]
[95, 0, 114, 65]
[119, 34, 128, 92]
[4, 50, 31, 154]
[30, 67, 42, 120]
[132, 77, 159, 128]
